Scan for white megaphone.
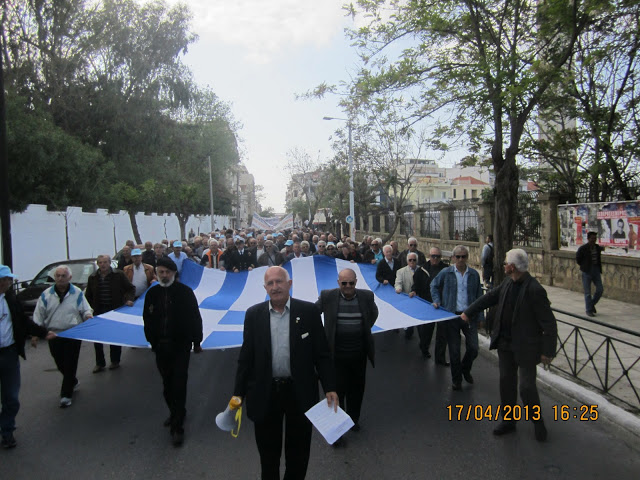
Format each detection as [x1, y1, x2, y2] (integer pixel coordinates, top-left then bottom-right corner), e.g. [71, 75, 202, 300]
[216, 396, 243, 437]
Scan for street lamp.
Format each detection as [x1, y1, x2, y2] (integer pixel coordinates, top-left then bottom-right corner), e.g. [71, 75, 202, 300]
[208, 155, 215, 232]
[323, 116, 354, 240]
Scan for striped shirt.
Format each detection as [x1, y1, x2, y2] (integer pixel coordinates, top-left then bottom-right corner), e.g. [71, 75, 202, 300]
[335, 294, 364, 356]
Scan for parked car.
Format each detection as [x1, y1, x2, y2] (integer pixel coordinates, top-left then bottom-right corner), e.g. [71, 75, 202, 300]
[15, 258, 114, 319]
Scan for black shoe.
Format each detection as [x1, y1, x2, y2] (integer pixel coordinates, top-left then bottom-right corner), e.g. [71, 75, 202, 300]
[436, 360, 450, 367]
[463, 371, 474, 384]
[586, 310, 596, 317]
[171, 430, 184, 447]
[452, 382, 462, 391]
[1, 433, 17, 449]
[493, 422, 516, 436]
[592, 305, 597, 314]
[534, 421, 548, 442]
[163, 416, 171, 427]
[422, 350, 432, 358]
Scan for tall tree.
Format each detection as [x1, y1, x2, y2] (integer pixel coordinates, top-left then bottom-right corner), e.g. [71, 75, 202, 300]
[336, 0, 593, 282]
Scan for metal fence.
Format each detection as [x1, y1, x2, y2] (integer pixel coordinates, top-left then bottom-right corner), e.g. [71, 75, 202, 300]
[420, 209, 441, 238]
[453, 204, 479, 241]
[550, 308, 640, 412]
[399, 212, 415, 237]
[514, 191, 542, 248]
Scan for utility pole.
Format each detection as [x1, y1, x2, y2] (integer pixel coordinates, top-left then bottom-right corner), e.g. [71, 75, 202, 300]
[0, 48, 12, 268]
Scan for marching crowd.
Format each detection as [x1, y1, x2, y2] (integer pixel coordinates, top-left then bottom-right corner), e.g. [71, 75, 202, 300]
[1, 226, 558, 480]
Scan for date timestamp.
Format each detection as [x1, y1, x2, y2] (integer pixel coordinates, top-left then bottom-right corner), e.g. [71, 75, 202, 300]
[446, 404, 599, 421]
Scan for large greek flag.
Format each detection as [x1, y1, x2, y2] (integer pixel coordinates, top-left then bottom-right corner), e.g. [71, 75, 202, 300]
[60, 256, 458, 349]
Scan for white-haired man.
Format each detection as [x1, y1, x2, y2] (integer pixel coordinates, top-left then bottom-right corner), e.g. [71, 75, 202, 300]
[399, 237, 427, 267]
[33, 266, 93, 408]
[363, 238, 384, 265]
[394, 252, 419, 339]
[462, 249, 557, 442]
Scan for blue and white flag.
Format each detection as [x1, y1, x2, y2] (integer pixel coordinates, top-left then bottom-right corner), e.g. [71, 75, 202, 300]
[59, 256, 458, 349]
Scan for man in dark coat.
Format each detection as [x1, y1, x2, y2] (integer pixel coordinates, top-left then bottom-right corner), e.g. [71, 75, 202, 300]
[375, 245, 401, 285]
[412, 246, 449, 363]
[316, 268, 378, 433]
[462, 248, 557, 442]
[234, 266, 337, 480]
[85, 254, 135, 372]
[227, 237, 256, 272]
[575, 231, 604, 316]
[143, 257, 203, 447]
[0, 265, 56, 449]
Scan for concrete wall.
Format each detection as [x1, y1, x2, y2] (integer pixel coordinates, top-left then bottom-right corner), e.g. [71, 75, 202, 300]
[10, 204, 230, 281]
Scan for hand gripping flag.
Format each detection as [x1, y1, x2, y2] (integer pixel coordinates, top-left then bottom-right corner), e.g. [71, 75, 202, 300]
[59, 256, 458, 349]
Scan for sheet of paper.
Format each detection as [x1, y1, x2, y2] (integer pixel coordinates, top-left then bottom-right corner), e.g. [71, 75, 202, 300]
[305, 399, 354, 445]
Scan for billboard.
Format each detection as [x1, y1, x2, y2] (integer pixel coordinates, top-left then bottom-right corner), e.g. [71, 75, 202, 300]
[558, 201, 640, 257]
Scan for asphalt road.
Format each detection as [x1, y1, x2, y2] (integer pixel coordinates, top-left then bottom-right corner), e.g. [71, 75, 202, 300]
[3, 332, 640, 480]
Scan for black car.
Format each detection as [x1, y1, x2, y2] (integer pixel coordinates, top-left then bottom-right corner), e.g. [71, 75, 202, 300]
[16, 258, 106, 319]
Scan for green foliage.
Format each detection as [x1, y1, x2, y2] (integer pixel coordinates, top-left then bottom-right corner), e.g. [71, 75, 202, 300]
[4, 0, 241, 224]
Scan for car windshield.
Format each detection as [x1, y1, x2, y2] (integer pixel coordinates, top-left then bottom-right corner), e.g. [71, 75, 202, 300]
[32, 262, 95, 286]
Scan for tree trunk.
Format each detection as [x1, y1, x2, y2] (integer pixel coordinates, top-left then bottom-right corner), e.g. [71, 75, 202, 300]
[177, 213, 188, 240]
[492, 159, 519, 285]
[128, 210, 142, 244]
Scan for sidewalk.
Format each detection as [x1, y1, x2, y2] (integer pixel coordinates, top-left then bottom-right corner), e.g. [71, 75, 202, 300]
[501, 283, 640, 420]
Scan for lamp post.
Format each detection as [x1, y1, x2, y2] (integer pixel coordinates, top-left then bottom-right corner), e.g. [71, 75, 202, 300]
[208, 155, 215, 232]
[323, 116, 354, 240]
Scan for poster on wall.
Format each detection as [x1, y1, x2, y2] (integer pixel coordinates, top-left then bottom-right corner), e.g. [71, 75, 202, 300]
[558, 201, 640, 257]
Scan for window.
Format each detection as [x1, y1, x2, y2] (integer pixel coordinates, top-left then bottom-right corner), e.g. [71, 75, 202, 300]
[472, 189, 477, 198]
[453, 189, 457, 199]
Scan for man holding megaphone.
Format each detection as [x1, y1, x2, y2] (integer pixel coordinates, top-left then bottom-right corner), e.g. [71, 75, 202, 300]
[232, 266, 338, 480]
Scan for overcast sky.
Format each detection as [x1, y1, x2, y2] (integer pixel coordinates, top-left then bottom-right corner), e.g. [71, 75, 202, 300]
[166, 0, 361, 212]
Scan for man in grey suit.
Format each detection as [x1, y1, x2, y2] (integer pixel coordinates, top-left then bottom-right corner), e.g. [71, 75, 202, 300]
[316, 268, 378, 433]
[462, 249, 556, 442]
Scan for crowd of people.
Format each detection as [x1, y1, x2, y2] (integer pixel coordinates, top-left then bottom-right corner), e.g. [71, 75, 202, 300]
[1, 225, 558, 480]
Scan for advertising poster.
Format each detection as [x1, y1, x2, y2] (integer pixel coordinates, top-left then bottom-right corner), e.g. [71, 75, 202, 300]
[558, 201, 640, 257]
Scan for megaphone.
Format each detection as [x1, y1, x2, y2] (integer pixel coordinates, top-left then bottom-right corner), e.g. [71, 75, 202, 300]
[216, 396, 243, 437]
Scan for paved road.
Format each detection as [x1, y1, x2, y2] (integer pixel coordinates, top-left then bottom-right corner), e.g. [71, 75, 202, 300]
[3, 332, 640, 479]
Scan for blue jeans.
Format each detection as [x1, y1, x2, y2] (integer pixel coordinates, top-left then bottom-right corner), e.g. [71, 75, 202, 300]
[582, 266, 604, 313]
[0, 344, 21, 438]
[446, 317, 479, 384]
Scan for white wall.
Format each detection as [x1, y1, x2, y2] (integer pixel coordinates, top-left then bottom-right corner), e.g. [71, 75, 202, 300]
[10, 204, 230, 281]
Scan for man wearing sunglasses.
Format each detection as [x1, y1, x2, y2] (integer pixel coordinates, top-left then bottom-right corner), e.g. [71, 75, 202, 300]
[316, 268, 378, 437]
[394, 252, 419, 339]
[430, 245, 483, 391]
[412, 247, 449, 363]
[399, 237, 427, 267]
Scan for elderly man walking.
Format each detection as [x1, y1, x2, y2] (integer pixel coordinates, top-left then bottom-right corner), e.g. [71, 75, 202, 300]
[431, 245, 483, 391]
[395, 251, 419, 339]
[33, 265, 93, 407]
[0, 265, 56, 448]
[462, 249, 557, 442]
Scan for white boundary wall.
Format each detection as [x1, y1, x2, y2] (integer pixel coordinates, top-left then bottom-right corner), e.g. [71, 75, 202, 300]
[10, 204, 230, 281]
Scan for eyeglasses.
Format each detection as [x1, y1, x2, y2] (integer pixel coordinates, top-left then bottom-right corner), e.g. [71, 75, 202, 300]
[409, 244, 417, 247]
[430, 254, 441, 258]
[455, 255, 468, 259]
[371, 243, 379, 246]
[340, 281, 355, 286]
[408, 259, 417, 262]
[327, 247, 335, 250]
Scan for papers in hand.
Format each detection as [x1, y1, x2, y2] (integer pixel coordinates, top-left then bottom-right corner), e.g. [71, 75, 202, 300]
[305, 399, 354, 445]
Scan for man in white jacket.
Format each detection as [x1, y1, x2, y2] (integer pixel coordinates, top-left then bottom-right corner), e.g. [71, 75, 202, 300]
[395, 252, 419, 339]
[33, 265, 93, 408]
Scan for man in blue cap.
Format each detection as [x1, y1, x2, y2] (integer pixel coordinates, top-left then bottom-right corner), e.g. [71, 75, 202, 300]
[0, 265, 56, 448]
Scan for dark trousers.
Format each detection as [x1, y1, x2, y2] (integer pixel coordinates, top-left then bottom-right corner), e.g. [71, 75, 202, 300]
[417, 321, 448, 362]
[335, 353, 367, 424]
[154, 342, 190, 433]
[0, 345, 20, 437]
[48, 337, 81, 398]
[498, 348, 542, 423]
[254, 380, 312, 480]
[94, 343, 122, 367]
[446, 317, 478, 383]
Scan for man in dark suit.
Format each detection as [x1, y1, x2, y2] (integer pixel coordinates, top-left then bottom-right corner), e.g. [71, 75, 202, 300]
[375, 245, 401, 285]
[316, 268, 378, 434]
[234, 266, 338, 480]
[462, 249, 557, 442]
[227, 237, 256, 272]
[0, 265, 56, 448]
